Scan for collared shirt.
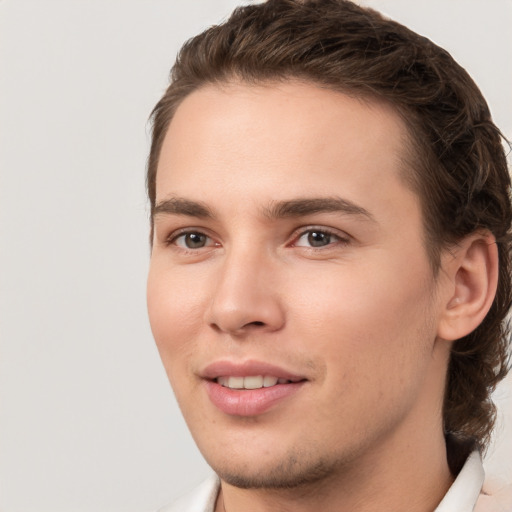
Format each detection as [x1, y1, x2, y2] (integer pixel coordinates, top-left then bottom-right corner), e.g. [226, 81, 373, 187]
[159, 451, 512, 512]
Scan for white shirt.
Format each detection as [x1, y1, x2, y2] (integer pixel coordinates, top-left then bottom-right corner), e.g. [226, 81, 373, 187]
[159, 451, 512, 512]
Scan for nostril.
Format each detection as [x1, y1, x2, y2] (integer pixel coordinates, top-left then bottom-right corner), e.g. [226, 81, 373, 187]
[248, 321, 265, 327]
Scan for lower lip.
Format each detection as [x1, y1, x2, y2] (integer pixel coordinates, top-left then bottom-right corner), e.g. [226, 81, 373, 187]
[204, 380, 305, 416]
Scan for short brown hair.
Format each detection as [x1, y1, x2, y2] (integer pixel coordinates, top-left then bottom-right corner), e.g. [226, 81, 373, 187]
[147, 0, 512, 460]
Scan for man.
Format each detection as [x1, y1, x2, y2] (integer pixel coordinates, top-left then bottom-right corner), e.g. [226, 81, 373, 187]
[146, 1, 512, 510]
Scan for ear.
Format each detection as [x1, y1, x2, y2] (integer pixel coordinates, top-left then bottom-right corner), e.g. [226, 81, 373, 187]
[437, 232, 499, 341]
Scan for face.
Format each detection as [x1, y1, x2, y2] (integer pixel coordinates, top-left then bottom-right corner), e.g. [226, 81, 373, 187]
[147, 81, 450, 489]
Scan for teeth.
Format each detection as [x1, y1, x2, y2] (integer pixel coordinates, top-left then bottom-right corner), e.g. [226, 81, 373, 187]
[244, 376, 263, 389]
[217, 375, 287, 389]
[263, 376, 278, 387]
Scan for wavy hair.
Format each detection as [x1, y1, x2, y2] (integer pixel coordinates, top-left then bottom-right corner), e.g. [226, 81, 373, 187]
[147, 0, 512, 467]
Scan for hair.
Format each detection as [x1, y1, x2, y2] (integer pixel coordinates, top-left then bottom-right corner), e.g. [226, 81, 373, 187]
[147, 0, 512, 466]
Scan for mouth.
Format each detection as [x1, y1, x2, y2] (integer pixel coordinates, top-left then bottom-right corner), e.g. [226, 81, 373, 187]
[201, 361, 308, 416]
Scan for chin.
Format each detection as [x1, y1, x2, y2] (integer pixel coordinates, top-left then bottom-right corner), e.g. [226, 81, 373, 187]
[208, 449, 342, 490]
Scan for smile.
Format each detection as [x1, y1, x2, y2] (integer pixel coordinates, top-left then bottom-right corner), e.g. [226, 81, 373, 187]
[216, 375, 300, 389]
[201, 361, 308, 415]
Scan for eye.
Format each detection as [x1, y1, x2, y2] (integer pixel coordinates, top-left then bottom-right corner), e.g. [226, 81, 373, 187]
[173, 231, 213, 249]
[294, 228, 346, 248]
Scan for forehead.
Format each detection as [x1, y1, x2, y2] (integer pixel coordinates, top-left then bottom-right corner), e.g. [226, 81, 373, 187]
[156, 80, 416, 217]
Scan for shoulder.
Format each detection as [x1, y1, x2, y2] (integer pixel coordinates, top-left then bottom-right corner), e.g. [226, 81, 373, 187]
[475, 477, 512, 512]
[157, 475, 220, 512]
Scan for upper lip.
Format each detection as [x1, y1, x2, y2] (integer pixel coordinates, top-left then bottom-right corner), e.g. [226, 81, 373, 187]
[200, 360, 306, 381]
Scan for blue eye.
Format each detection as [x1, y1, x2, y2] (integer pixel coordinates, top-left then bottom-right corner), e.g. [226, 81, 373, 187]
[174, 232, 210, 249]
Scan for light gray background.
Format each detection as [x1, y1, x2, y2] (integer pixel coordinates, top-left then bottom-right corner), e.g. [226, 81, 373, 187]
[1, 1, 511, 511]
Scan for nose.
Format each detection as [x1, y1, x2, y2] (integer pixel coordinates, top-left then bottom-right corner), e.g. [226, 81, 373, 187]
[205, 250, 285, 336]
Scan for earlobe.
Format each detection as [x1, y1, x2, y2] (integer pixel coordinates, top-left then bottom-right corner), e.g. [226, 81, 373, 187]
[437, 232, 498, 341]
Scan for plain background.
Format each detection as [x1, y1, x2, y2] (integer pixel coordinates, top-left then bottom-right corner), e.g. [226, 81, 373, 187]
[0, 1, 511, 510]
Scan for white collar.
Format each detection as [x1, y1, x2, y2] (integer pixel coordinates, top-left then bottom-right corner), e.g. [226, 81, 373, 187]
[435, 450, 485, 512]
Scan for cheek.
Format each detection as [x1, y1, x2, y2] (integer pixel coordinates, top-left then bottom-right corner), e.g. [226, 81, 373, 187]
[289, 256, 435, 376]
[146, 263, 207, 371]
[288, 267, 436, 432]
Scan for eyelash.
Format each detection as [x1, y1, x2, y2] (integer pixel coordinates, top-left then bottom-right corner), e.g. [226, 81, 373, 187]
[165, 229, 217, 251]
[165, 226, 350, 252]
[291, 226, 350, 249]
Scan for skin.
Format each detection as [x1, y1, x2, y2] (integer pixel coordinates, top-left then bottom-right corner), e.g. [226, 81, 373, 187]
[147, 81, 494, 512]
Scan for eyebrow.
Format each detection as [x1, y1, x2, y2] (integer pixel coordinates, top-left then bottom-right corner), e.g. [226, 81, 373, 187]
[153, 197, 214, 219]
[153, 196, 375, 223]
[264, 197, 375, 222]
